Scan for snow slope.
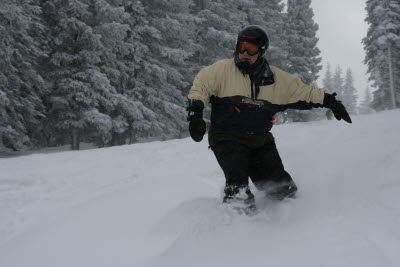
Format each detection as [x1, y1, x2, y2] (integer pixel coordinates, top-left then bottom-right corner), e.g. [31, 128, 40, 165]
[1, 110, 400, 267]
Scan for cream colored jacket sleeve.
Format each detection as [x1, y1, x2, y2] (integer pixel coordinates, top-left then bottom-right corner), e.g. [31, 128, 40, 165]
[187, 61, 222, 107]
[271, 67, 325, 105]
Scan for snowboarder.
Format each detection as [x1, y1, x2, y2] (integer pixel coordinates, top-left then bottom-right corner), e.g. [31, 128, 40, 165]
[187, 25, 351, 208]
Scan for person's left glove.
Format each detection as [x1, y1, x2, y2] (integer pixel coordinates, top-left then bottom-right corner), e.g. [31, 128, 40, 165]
[187, 100, 206, 142]
[323, 93, 352, 123]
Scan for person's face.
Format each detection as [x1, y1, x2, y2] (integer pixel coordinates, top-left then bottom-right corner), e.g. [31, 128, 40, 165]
[237, 42, 259, 65]
[238, 51, 259, 65]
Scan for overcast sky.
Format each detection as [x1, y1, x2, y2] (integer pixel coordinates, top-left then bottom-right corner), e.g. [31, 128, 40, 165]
[310, 0, 369, 101]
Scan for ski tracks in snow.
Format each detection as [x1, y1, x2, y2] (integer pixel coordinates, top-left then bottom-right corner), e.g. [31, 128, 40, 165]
[1, 110, 400, 267]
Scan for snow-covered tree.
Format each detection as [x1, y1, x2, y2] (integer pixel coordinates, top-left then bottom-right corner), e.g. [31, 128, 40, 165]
[284, 0, 322, 83]
[193, 0, 209, 13]
[359, 86, 374, 114]
[193, 0, 249, 67]
[191, 0, 288, 70]
[42, 0, 121, 150]
[2, 0, 336, 150]
[284, 0, 322, 122]
[246, 0, 288, 69]
[83, 0, 151, 146]
[363, 0, 400, 110]
[0, 0, 48, 151]
[108, 1, 168, 144]
[130, 0, 196, 140]
[342, 68, 358, 114]
[322, 63, 334, 93]
[332, 66, 344, 101]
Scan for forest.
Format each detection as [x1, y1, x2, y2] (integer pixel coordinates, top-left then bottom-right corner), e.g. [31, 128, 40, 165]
[0, 0, 399, 151]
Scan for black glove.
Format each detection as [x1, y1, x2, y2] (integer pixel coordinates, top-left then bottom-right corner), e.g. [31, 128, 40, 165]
[187, 100, 206, 142]
[323, 93, 352, 123]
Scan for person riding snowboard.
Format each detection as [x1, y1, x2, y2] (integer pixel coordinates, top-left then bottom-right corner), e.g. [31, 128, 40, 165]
[187, 25, 351, 209]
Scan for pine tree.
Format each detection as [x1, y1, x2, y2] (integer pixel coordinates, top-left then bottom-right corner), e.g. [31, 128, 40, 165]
[284, 0, 322, 83]
[42, 0, 121, 150]
[332, 66, 344, 100]
[0, 0, 48, 151]
[322, 63, 334, 93]
[359, 86, 374, 114]
[342, 68, 358, 114]
[112, 1, 167, 144]
[83, 0, 152, 146]
[247, 0, 288, 69]
[1, 0, 335, 150]
[193, 0, 249, 67]
[283, 0, 322, 122]
[133, 0, 196, 140]
[363, 0, 400, 110]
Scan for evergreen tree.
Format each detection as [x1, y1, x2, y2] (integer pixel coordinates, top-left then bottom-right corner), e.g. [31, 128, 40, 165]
[134, 0, 197, 140]
[0, 0, 48, 151]
[284, 0, 322, 83]
[332, 66, 344, 100]
[342, 68, 358, 114]
[1, 0, 334, 150]
[322, 63, 334, 93]
[42, 0, 120, 150]
[193, 0, 249, 67]
[192, 0, 209, 13]
[118, 0, 178, 143]
[247, 0, 288, 69]
[284, 0, 322, 122]
[359, 86, 374, 114]
[85, 0, 154, 146]
[363, 0, 400, 110]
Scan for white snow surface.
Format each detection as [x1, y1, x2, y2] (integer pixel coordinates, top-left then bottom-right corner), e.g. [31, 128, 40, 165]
[1, 110, 400, 267]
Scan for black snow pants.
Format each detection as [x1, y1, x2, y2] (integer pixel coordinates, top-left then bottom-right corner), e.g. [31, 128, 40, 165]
[211, 138, 298, 200]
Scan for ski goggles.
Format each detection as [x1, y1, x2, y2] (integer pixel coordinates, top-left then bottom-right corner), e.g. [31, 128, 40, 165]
[238, 42, 259, 56]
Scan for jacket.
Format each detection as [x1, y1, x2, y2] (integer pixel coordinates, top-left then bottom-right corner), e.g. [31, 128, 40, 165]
[188, 58, 325, 147]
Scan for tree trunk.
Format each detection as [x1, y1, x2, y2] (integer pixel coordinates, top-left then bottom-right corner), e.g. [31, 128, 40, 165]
[387, 42, 396, 109]
[71, 128, 80, 150]
[111, 132, 126, 146]
[194, 0, 208, 12]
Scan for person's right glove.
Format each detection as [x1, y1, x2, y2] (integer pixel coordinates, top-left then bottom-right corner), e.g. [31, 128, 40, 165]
[323, 93, 352, 123]
[187, 100, 206, 142]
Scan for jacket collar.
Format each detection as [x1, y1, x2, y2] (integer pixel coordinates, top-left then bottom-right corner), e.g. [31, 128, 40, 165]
[234, 55, 274, 86]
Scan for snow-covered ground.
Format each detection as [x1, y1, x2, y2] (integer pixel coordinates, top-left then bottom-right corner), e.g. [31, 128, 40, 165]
[1, 110, 400, 267]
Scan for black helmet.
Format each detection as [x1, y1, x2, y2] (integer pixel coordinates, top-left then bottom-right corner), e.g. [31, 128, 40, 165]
[236, 25, 269, 55]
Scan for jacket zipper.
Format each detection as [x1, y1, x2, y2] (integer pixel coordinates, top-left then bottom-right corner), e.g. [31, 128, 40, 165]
[250, 76, 255, 99]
